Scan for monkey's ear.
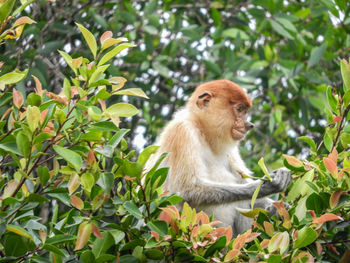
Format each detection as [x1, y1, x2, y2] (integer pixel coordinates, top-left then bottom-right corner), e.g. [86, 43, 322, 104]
[196, 91, 212, 109]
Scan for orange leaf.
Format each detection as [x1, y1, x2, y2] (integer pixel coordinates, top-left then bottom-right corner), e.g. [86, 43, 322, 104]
[283, 154, 303, 167]
[264, 221, 274, 237]
[330, 190, 347, 208]
[74, 222, 92, 250]
[312, 213, 343, 224]
[195, 211, 209, 225]
[91, 223, 102, 239]
[224, 249, 241, 261]
[224, 226, 233, 245]
[32, 75, 43, 96]
[13, 16, 36, 28]
[13, 88, 23, 108]
[150, 231, 159, 241]
[100, 31, 113, 44]
[323, 157, 338, 178]
[159, 210, 172, 224]
[260, 239, 270, 249]
[70, 195, 84, 210]
[87, 150, 95, 165]
[328, 148, 338, 164]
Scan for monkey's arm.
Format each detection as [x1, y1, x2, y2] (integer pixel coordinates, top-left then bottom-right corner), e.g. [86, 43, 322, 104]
[182, 169, 291, 206]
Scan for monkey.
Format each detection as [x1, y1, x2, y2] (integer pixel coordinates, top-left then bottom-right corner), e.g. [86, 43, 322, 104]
[145, 79, 292, 235]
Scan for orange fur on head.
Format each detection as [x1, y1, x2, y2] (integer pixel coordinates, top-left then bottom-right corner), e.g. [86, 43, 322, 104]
[189, 80, 252, 108]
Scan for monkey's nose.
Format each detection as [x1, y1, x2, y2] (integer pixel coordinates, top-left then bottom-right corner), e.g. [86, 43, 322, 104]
[245, 122, 254, 130]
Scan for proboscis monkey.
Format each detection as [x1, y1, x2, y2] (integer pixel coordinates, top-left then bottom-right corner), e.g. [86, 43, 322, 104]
[146, 80, 291, 235]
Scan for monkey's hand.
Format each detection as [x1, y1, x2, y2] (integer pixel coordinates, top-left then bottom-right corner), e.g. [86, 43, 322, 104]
[260, 168, 292, 195]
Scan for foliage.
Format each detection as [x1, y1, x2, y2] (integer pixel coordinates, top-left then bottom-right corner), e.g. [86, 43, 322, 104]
[0, 1, 350, 263]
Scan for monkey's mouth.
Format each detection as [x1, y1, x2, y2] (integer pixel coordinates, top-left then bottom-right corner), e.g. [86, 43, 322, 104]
[231, 128, 246, 140]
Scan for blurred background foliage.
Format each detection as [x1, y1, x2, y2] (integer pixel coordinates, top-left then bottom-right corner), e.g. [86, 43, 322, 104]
[1, 0, 350, 172]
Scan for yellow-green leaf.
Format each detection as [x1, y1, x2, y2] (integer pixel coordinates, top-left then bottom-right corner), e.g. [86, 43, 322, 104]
[258, 157, 271, 181]
[235, 207, 269, 218]
[115, 88, 149, 99]
[27, 105, 41, 132]
[105, 103, 139, 117]
[76, 23, 97, 59]
[98, 43, 135, 66]
[0, 69, 28, 85]
[6, 224, 33, 240]
[251, 182, 262, 209]
[268, 231, 289, 254]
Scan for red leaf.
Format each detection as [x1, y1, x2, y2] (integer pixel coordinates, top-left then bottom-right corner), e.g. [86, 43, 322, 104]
[323, 157, 338, 178]
[312, 213, 343, 224]
[91, 223, 102, 239]
[333, 115, 342, 123]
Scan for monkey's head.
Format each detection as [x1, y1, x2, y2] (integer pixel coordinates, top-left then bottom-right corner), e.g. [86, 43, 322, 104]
[188, 80, 253, 142]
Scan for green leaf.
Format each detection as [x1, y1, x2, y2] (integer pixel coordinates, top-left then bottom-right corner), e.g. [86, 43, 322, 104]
[105, 103, 139, 117]
[6, 225, 33, 240]
[92, 232, 114, 258]
[81, 172, 95, 193]
[258, 157, 272, 181]
[16, 132, 30, 157]
[53, 145, 82, 171]
[124, 201, 143, 219]
[109, 229, 125, 245]
[167, 195, 183, 205]
[152, 61, 170, 78]
[147, 221, 168, 236]
[144, 249, 164, 260]
[0, 0, 16, 23]
[58, 50, 76, 74]
[0, 69, 28, 85]
[76, 23, 97, 58]
[46, 234, 76, 245]
[251, 182, 262, 209]
[204, 236, 226, 257]
[0, 142, 22, 155]
[222, 28, 249, 40]
[293, 226, 317, 249]
[115, 88, 149, 99]
[307, 42, 327, 68]
[137, 145, 159, 166]
[109, 129, 129, 149]
[340, 59, 350, 92]
[98, 43, 135, 66]
[96, 172, 114, 193]
[298, 136, 317, 154]
[38, 166, 50, 186]
[275, 17, 297, 33]
[27, 193, 49, 203]
[42, 244, 65, 257]
[270, 20, 293, 40]
[63, 78, 71, 101]
[343, 89, 350, 107]
[26, 93, 42, 106]
[203, 59, 221, 75]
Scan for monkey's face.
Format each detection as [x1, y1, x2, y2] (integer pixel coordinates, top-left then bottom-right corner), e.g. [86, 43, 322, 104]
[191, 80, 253, 142]
[230, 103, 254, 141]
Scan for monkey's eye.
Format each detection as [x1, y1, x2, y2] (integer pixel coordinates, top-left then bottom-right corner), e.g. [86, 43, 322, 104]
[236, 104, 246, 113]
